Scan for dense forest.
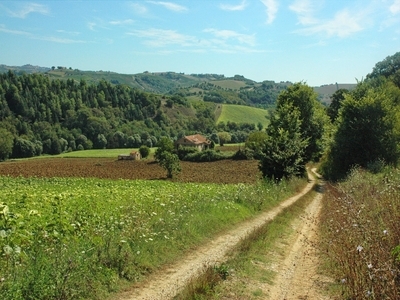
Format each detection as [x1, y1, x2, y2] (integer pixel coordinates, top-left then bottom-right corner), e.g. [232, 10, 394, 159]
[0, 71, 259, 159]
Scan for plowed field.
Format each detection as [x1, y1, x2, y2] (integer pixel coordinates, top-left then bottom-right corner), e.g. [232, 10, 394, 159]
[0, 158, 261, 184]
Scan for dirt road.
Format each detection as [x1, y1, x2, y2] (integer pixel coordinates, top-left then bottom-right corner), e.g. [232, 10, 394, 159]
[114, 171, 320, 300]
[265, 184, 330, 299]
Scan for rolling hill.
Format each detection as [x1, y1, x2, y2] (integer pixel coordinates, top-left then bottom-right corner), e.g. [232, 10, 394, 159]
[216, 104, 270, 128]
[0, 64, 356, 106]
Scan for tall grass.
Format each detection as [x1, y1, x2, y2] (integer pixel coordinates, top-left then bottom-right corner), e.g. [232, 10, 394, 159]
[0, 176, 305, 299]
[320, 167, 400, 299]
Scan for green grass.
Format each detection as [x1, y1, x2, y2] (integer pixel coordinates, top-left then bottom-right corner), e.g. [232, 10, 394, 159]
[217, 104, 270, 127]
[175, 177, 313, 299]
[0, 175, 306, 300]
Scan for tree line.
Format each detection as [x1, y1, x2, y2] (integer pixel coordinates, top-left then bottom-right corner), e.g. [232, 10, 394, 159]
[258, 51, 400, 181]
[0, 71, 259, 160]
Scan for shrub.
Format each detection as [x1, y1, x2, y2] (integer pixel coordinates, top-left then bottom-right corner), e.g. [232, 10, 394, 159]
[183, 149, 228, 162]
[176, 146, 198, 160]
[139, 145, 150, 159]
[231, 148, 254, 160]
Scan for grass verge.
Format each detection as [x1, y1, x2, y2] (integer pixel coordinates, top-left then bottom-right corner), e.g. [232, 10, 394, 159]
[319, 167, 400, 299]
[175, 181, 318, 299]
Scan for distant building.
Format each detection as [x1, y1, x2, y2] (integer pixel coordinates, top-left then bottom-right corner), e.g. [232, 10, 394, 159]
[118, 151, 141, 160]
[175, 134, 211, 151]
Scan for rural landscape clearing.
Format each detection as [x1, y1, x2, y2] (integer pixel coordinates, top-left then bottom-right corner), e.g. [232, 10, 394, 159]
[1, 1, 400, 296]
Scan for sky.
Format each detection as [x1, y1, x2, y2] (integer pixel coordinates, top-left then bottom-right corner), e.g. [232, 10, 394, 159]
[0, 0, 399, 86]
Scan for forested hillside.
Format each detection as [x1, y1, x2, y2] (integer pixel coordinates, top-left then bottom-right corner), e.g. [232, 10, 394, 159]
[0, 71, 262, 160]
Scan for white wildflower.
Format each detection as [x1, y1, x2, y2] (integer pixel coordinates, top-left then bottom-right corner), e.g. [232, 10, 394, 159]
[357, 245, 363, 252]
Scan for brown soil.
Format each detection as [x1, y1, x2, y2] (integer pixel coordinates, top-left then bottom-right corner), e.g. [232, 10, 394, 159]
[0, 158, 260, 184]
[264, 184, 332, 299]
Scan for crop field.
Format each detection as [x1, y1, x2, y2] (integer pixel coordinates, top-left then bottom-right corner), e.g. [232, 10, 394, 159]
[0, 157, 301, 299]
[0, 158, 260, 184]
[217, 104, 270, 128]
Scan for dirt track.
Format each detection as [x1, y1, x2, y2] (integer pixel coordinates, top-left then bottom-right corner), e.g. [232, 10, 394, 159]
[113, 170, 322, 300]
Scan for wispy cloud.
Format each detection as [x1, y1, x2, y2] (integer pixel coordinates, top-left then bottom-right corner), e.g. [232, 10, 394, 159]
[204, 28, 256, 46]
[109, 19, 135, 26]
[0, 24, 87, 44]
[130, 3, 148, 14]
[295, 9, 364, 38]
[35, 36, 87, 44]
[8, 3, 49, 18]
[390, 0, 400, 14]
[147, 1, 188, 12]
[260, 0, 278, 24]
[127, 28, 197, 47]
[57, 30, 80, 36]
[0, 25, 31, 36]
[289, 0, 317, 25]
[220, 0, 248, 11]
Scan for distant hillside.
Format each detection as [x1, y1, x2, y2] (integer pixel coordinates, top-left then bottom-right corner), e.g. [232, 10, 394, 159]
[0, 64, 355, 106]
[314, 83, 357, 104]
[216, 104, 270, 128]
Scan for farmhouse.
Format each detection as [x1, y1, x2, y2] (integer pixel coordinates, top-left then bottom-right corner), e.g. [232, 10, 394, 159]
[118, 151, 141, 160]
[175, 134, 211, 151]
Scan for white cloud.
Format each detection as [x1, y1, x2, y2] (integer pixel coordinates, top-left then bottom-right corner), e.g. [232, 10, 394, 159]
[130, 3, 148, 14]
[296, 9, 364, 38]
[57, 30, 80, 36]
[127, 28, 196, 47]
[0, 25, 30, 36]
[204, 28, 256, 46]
[289, 0, 316, 25]
[220, 0, 248, 11]
[109, 19, 135, 26]
[390, 0, 400, 14]
[35, 36, 87, 44]
[260, 0, 278, 24]
[8, 3, 49, 18]
[147, 1, 188, 12]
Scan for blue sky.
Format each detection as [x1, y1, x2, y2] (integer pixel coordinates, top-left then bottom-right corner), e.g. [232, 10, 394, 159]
[0, 0, 399, 86]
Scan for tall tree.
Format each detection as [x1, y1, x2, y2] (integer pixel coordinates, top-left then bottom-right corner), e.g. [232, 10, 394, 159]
[259, 103, 308, 181]
[0, 128, 14, 160]
[276, 82, 327, 161]
[321, 85, 400, 180]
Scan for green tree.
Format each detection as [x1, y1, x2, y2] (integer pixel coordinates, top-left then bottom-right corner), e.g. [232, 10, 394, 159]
[139, 145, 150, 159]
[0, 128, 14, 160]
[327, 89, 349, 122]
[321, 86, 400, 180]
[158, 151, 181, 178]
[277, 82, 327, 161]
[259, 103, 308, 181]
[217, 131, 231, 146]
[154, 137, 174, 162]
[367, 51, 400, 79]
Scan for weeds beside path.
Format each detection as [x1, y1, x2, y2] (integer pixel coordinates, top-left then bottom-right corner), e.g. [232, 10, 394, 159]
[113, 170, 317, 300]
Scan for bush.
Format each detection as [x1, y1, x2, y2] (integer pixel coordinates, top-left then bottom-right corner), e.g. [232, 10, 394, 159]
[139, 145, 150, 159]
[176, 146, 198, 160]
[183, 149, 228, 162]
[231, 148, 254, 160]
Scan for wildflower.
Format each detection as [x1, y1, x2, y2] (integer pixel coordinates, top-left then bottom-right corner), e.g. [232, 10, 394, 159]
[357, 245, 363, 252]
[341, 278, 346, 283]
[383, 229, 388, 235]
[367, 263, 373, 269]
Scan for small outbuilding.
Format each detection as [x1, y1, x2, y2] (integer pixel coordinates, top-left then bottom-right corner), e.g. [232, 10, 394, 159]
[175, 134, 211, 151]
[118, 151, 141, 160]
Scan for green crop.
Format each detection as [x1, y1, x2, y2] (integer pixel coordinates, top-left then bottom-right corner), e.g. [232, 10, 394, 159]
[0, 176, 300, 299]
